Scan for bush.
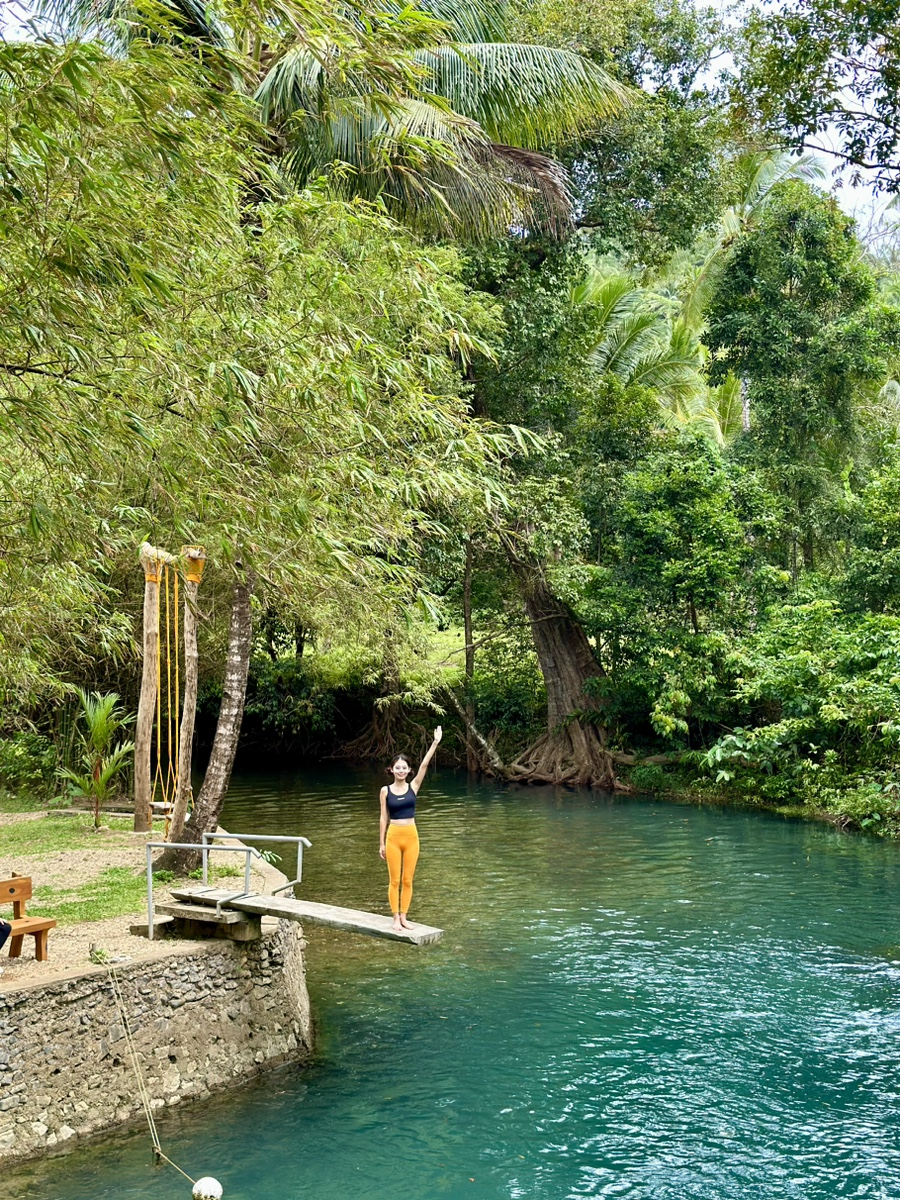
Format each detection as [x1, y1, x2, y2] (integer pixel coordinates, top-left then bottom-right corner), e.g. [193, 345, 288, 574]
[629, 763, 669, 792]
[0, 732, 58, 801]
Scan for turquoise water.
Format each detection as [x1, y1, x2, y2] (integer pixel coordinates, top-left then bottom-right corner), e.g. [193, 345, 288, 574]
[10, 767, 900, 1200]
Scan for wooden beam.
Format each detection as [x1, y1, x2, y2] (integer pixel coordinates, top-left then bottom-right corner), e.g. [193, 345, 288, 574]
[170, 887, 443, 946]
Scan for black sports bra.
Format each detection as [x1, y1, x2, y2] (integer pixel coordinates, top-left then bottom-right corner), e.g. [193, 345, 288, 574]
[386, 783, 416, 820]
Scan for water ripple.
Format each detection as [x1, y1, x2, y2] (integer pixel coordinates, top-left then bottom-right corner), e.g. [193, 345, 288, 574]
[16, 767, 900, 1200]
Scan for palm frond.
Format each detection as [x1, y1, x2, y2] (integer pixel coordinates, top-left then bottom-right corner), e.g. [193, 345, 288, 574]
[658, 374, 744, 446]
[413, 0, 508, 43]
[255, 45, 329, 123]
[679, 150, 827, 330]
[594, 310, 664, 377]
[732, 149, 826, 223]
[572, 270, 636, 318]
[630, 323, 705, 403]
[415, 43, 629, 148]
[280, 96, 573, 236]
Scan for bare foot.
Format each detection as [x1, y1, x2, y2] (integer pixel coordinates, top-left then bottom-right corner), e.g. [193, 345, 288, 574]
[399, 915, 414, 929]
[392, 918, 403, 932]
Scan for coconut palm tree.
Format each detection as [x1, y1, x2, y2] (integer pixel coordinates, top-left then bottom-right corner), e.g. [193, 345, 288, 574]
[572, 269, 706, 408]
[57, 689, 135, 828]
[572, 267, 755, 446]
[41, 0, 628, 238]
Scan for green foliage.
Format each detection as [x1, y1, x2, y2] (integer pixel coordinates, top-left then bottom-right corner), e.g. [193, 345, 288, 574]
[50, 0, 629, 240]
[701, 601, 900, 831]
[57, 690, 134, 828]
[735, 0, 900, 194]
[0, 734, 58, 801]
[707, 182, 900, 568]
[615, 434, 749, 627]
[572, 95, 732, 267]
[243, 657, 341, 753]
[628, 762, 669, 791]
[0, 31, 518, 723]
[468, 635, 545, 751]
[513, 0, 734, 265]
[843, 462, 900, 613]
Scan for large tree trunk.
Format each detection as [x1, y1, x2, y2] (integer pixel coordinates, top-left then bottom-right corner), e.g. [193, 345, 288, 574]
[507, 556, 620, 790]
[156, 569, 253, 874]
[166, 548, 206, 844]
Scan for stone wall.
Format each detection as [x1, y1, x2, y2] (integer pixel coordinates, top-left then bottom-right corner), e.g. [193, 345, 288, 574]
[0, 919, 311, 1162]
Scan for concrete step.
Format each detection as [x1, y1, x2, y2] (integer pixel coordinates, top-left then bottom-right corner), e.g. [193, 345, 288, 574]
[154, 902, 245, 925]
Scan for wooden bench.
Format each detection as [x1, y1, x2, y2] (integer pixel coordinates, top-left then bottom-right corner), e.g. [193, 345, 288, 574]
[1, 875, 56, 962]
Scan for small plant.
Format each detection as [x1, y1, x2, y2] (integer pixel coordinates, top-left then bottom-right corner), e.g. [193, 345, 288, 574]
[153, 869, 175, 883]
[187, 864, 242, 881]
[88, 945, 111, 964]
[57, 689, 135, 829]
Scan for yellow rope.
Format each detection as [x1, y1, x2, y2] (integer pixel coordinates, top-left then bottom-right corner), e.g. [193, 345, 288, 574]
[151, 562, 181, 838]
[152, 565, 163, 811]
[106, 966, 197, 1186]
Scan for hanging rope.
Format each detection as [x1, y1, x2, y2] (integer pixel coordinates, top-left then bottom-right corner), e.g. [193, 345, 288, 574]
[150, 561, 182, 836]
[106, 965, 197, 1186]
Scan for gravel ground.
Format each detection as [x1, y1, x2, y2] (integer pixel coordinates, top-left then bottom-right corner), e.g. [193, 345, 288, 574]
[0, 812, 271, 989]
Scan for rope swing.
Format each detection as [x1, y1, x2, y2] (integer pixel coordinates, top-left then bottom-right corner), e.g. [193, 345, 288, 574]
[135, 544, 206, 837]
[153, 561, 181, 836]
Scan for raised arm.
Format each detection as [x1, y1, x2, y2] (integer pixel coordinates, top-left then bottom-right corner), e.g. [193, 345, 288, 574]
[411, 726, 442, 792]
[379, 786, 388, 860]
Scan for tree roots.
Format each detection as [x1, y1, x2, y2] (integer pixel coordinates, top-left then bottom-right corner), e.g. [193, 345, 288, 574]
[508, 720, 626, 790]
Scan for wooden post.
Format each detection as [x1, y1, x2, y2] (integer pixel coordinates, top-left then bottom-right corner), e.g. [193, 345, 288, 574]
[134, 543, 176, 833]
[168, 547, 206, 843]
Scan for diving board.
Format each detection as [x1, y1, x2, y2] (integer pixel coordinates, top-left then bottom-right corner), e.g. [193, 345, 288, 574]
[168, 887, 443, 946]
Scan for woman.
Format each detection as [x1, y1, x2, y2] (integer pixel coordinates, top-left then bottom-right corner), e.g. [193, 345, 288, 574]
[379, 726, 442, 931]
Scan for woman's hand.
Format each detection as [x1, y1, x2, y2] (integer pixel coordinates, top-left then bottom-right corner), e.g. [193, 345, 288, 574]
[433, 725, 443, 744]
[379, 845, 386, 860]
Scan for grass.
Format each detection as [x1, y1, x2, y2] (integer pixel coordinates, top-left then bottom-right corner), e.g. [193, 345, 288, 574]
[29, 866, 148, 925]
[0, 788, 55, 814]
[0, 813, 167, 856]
[28, 863, 247, 926]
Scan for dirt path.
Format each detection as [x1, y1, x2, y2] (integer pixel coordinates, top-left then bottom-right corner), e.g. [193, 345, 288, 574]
[0, 812, 271, 989]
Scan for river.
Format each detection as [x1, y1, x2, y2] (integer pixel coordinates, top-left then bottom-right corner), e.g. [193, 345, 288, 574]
[9, 766, 900, 1199]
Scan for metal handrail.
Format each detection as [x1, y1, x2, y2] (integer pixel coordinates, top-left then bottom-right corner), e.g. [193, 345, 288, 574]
[201, 831, 312, 894]
[144, 841, 262, 941]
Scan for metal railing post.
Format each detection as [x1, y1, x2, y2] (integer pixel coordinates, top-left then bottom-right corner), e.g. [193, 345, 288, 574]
[146, 843, 155, 941]
[142, 841, 271, 939]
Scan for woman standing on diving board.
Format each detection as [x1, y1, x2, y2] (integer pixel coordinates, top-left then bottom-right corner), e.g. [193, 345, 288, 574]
[379, 726, 442, 932]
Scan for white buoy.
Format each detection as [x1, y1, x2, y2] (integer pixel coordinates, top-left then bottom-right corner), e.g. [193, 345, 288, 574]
[192, 1179, 223, 1200]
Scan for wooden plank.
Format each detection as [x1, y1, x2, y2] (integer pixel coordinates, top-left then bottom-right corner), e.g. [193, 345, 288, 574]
[169, 887, 443, 946]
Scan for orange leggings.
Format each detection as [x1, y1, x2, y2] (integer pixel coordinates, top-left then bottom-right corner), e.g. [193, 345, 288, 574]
[385, 822, 420, 915]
